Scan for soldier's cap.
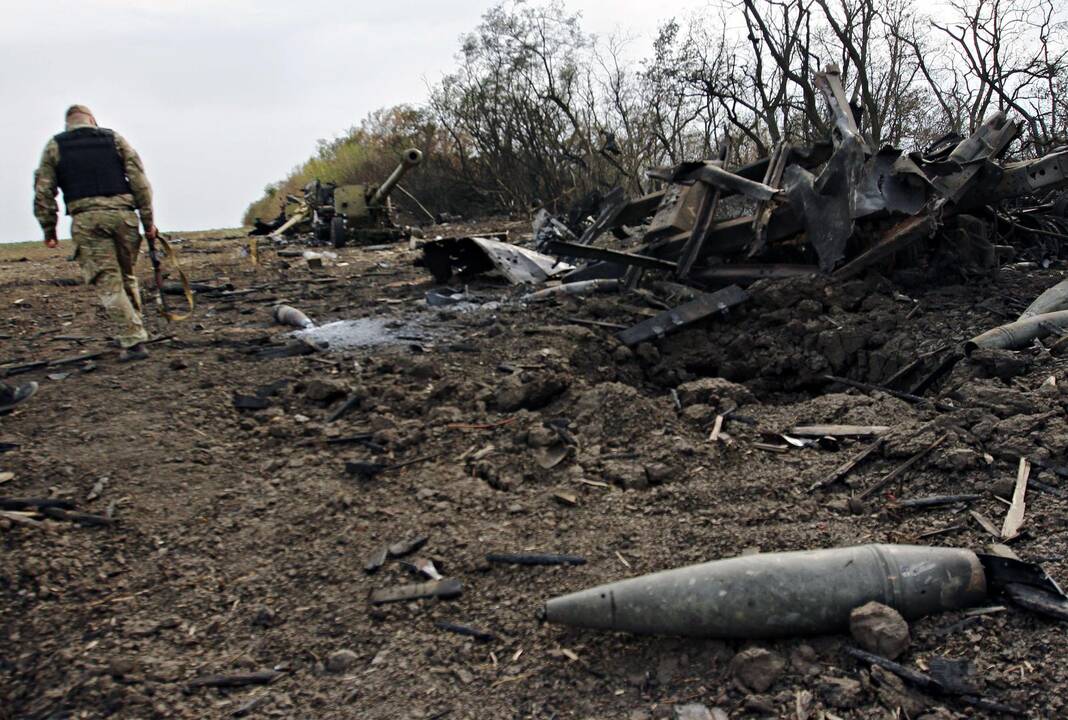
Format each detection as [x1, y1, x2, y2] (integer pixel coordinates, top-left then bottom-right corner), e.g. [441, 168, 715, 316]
[65, 104, 94, 119]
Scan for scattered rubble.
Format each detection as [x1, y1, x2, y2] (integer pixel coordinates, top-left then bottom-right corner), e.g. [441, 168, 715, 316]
[730, 647, 786, 693]
[849, 602, 911, 660]
[324, 650, 358, 674]
[5, 59, 1068, 720]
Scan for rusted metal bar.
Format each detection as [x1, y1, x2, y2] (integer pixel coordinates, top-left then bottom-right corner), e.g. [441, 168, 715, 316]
[544, 240, 677, 271]
[617, 285, 749, 347]
[675, 186, 721, 278]
[694, 264, 818, 285]
[750, 141, 790, 257]
[833, 210, 939, 279]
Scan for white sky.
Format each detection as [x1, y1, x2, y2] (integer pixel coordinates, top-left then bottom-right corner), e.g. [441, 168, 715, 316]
[0, 0, 710, 242]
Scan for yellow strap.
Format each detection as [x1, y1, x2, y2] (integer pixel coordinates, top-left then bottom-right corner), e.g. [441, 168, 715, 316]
[157, 234, 194, 321]
[248, 236, 259, 266]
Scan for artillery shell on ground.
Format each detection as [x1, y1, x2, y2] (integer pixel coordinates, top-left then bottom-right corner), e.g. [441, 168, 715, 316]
[543, 544, 987, 638]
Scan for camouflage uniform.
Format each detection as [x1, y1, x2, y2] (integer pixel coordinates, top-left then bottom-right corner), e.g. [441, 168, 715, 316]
[33, 121, 153, 348]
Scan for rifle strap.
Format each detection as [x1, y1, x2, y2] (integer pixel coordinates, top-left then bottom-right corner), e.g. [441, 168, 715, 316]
[156, 234, 194, 321]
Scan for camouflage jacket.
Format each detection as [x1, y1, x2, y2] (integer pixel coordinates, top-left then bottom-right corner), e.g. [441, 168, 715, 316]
[33, 121, 154, 237]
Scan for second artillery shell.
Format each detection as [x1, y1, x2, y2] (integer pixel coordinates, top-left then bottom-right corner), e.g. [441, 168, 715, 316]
[543, 544, 986, 638]
[272, 304, 315, 330]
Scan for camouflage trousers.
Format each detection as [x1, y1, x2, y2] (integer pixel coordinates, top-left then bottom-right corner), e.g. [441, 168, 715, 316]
[71, 209, 149, 348]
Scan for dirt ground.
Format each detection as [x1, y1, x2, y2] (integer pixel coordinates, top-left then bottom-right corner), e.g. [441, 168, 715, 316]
[2, 225, 1067, 719]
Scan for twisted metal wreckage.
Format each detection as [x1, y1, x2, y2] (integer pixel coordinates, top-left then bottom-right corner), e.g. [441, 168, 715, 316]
[421, 65, 1068, 348]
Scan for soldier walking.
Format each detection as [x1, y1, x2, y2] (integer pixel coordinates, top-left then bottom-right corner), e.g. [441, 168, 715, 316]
[33, 105, 155, 361]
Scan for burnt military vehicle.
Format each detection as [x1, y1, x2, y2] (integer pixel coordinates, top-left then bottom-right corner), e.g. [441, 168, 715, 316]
[265, 148, 424, 247]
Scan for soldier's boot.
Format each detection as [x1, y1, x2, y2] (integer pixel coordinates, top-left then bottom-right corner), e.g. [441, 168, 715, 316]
[119, 343, 149, 363]
[0, 381, 38, 413]
[97, 267, 149, 353]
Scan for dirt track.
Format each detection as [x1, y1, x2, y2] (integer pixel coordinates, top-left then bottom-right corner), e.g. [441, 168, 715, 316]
[2, 228, 1068, 719]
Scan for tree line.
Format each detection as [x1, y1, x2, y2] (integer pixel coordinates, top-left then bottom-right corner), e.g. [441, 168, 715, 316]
[244, 0, 1067, 226]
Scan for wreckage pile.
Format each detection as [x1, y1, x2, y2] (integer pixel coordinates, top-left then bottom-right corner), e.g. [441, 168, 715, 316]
[9, 65, 1068, 719]
[422, 65, 1068, 351]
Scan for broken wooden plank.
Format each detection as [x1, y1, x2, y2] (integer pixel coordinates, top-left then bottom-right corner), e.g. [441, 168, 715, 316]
[0, 360, 48, 378]
[563, 317, 628, 331]
[0, 497, 76, 511]
[617, 285, 748, 347]
[187, 670, 284, 689]
[1001, 458, 1030, 540]
[844, 647, 941, 693]
[708, 414, 725, 442]
[984, 543, 1021, 560]
[788, 425, 890, 438]
[434, 621, 496, 642]
[552, 490, 578, 506]
[970, 510, 1002, 538]
[810, 438, 884, 491]
[857, 433, 949, 501]
[823, 374, 955, 411]
[327, 394, 361, 423]
[485, 553, 586, 566]
[895, 494, 980, 509]
[0, 510, 48, 529]
[388, 535, 429, 558]
[39, 507, 115, 527]
[915, 525, 965, 540]
[369, 578, 462, 605]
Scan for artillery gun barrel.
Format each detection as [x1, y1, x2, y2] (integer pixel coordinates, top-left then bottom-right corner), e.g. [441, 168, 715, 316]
[371, 148, 423, 207]
[268, 210, 308, 238]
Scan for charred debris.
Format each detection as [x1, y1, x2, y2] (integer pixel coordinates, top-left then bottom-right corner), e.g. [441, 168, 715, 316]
[420, 65, 1068, 348]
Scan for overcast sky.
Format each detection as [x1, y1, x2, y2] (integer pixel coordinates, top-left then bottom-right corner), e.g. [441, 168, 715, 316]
[0, 0, 711, 243]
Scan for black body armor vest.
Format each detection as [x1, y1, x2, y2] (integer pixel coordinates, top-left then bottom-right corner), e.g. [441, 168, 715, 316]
[54, 127, 132, 202]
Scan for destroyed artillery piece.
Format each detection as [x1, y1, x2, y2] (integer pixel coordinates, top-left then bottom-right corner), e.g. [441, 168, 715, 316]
[260, 148, 424, 247]
[525, 65, 1068, 347]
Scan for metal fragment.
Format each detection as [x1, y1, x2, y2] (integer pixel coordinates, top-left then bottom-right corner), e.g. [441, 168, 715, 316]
[369, 578, 462, 605]
[617, 285, 748, 347]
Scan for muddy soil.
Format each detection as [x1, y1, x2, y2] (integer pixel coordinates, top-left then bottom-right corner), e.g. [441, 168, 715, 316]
[2, 226, 1067, 719]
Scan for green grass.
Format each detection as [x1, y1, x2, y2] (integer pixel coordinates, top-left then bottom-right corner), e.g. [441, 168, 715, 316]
[0, 239, 70, 261]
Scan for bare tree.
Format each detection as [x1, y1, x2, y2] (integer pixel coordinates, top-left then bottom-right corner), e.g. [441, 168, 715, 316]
[905, 0, 1067, 152]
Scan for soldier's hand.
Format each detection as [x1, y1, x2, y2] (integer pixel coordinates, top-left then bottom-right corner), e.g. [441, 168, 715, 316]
[144, 225, 158, 241]
[44, 234, 58, 249]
